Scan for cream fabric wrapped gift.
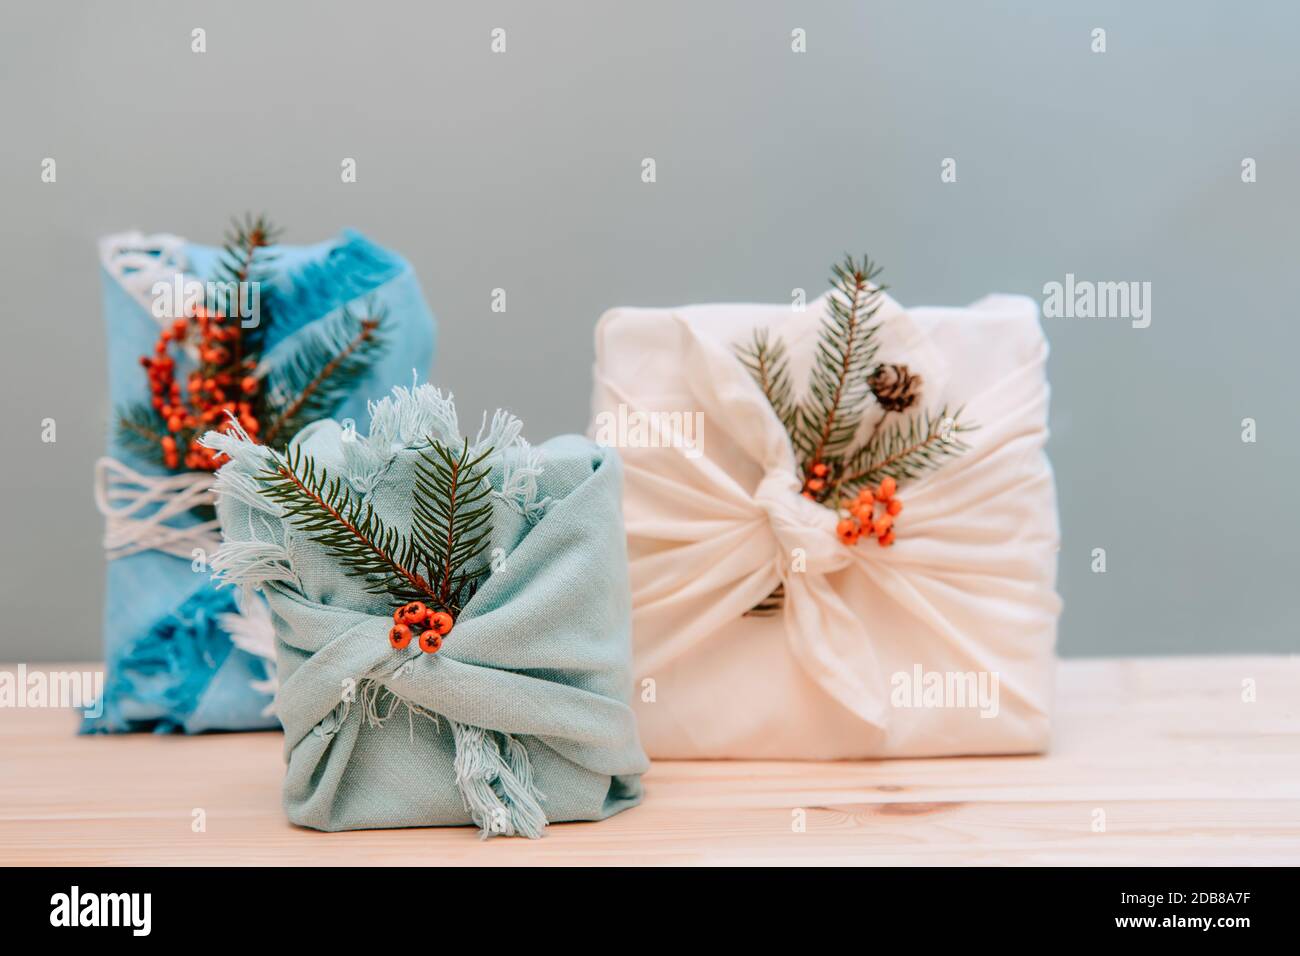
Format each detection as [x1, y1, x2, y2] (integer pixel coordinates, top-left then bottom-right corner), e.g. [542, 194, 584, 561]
[590, 290, 1061, 759]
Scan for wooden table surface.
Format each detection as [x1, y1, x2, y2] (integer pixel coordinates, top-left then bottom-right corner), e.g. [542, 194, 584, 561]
[2, 656, 1297, 865]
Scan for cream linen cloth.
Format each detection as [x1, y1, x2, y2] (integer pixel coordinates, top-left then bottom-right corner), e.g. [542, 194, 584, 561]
[590, 290, 1061, 759]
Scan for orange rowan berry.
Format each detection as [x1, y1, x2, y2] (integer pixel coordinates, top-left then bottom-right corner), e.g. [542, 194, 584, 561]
[836, 518, 860, 545]
[396, 602, 427, 626]
[878, 529, 896, 547]
[811, 462, 829, 478]
[418, 630, 443, 654]
[428, 611, 454, 636]
[806, 478, 826, 492]
[874, 513, 894, 535]
[887, 498, 903, 516]
[877, 476, 897, 500]
[389, 624, 413, 649]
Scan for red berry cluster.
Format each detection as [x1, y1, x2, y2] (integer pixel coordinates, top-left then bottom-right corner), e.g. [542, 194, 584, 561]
[388, 601, 455, 654]
[138, 307, 261, 470]
[836, 475, 903, 548]
[801, 460, 831, 498]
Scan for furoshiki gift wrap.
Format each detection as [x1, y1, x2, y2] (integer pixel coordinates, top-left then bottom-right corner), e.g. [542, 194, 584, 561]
[591, 291, 1062, 759]
[205, 384, 648, 836]
[90, 229, 436, 733]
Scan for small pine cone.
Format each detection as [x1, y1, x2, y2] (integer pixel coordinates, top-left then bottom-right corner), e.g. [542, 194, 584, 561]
[868, 363, 922, 413]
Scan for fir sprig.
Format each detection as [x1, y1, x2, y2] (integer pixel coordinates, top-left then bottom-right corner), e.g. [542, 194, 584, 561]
[793, 256, 886, 464]
[256, 444, 438, 606]
[735, 254, 976, 505]
[253, 438, 495, 617]
[834, 406, 976, 496]
[213, 214, 281, 359]
[116, 402, 169, 466]
[412, 438, 496, 612]
[735, 327, 796, 432]
[215, 214, 282, 282]
[262, 302, 387, 446]
[113, 212, 389, 481]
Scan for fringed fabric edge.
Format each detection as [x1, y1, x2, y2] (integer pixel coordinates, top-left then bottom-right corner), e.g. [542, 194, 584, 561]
[82, 587, 240, 734]
[261, 230, 406, 350]
[204, 385, 553, 836]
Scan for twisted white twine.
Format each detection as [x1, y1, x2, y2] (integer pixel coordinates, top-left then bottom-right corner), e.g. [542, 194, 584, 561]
[95, 233, 216, 561]
[93, 457, 221, 561]
[96, 232, 281, 706]
[98, 231, 189, 324]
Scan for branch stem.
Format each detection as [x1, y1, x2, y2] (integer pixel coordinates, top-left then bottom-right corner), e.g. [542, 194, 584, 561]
[273, 461, 435, 601]
[807, 272, 864, 469]
[264, 318, 379, 443]
[838, 427, 948, 488]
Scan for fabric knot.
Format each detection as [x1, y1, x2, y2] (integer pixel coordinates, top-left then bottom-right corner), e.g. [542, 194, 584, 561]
[753, 469, 851, 579]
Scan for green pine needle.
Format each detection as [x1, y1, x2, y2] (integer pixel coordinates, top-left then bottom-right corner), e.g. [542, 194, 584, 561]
[736, 327, 796, 432]
[834, 406, 976, 495]
[115, 402, 169, 465]
[255, 444, 440, 608]
[792, 254, 886, 464]
[262, 301, 387, 446]
[254, 437, 496, 617]
[412, 438, 496, 612]
[212, 213, 281, 357]
[734, 253, 979, 507]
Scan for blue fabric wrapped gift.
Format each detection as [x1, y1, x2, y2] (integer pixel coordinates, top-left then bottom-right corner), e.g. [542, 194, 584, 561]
[89, 229, 436, 733]
[204, 385, 648, 836]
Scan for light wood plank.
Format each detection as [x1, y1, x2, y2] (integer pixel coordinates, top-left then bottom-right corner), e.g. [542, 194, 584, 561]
[1, 656, 1297, 865]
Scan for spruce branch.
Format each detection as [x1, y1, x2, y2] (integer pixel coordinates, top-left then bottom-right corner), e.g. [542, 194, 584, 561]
[743, 582, 786, 618]
[411, 438, 495, 613]
[262, 302, 387, 446]
[736, 327, 796, 431]
[213, 213, 281, 358]
[116, 403, 169, 465]
[834, 406, 976, 495]
[794, 255, 886, 466]
[730, 251, 981, 609]
[255, 444, 438, 606]
[214, 213, 281, 286]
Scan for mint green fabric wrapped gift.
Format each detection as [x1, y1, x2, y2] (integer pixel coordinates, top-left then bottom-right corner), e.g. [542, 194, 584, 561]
[205, 384, 648, 837]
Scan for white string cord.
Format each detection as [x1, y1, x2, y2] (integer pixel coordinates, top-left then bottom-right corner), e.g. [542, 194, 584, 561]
[97, 231, 282, 708]
[93, 457, 221, 561]
[98, 231, 190, 324]
[96, 232, 215, 561]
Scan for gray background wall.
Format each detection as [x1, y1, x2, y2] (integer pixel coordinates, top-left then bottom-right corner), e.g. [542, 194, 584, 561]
[2, 1, 1296, 661]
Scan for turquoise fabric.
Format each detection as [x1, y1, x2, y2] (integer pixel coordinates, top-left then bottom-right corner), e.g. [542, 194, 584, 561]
[89, 230, 436, 733]
[208, 389, 648, 836]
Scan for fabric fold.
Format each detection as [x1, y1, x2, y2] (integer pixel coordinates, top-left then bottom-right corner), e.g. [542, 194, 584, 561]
[89, 228, 437, 733]
[212, 391, 648, 836]
[591, 291, 1061, 759]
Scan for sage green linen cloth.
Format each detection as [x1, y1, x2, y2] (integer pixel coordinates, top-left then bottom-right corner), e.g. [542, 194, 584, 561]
[207, 385, 647, 837]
